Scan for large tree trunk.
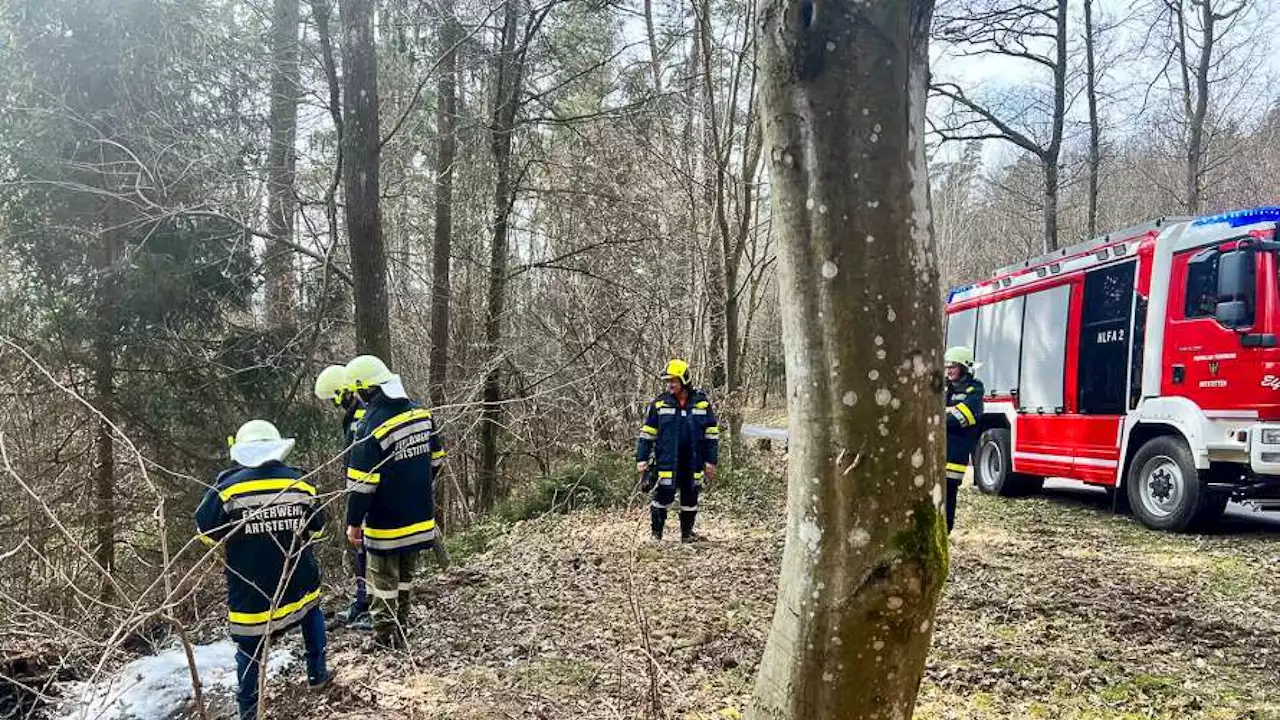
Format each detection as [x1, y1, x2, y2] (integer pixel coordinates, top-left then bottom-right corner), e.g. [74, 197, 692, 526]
[747, 1, 946, 718]
[427, 0, 458, 410]
[428, 0, 459, 541]
[477, 0, 523, 513]
[265, 0, 301, 326]
[339, 0, 392, 358]
[1084, 0, 1100, 237]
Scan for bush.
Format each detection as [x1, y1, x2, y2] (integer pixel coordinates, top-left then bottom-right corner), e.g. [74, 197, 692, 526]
[497, 452, 636, 523]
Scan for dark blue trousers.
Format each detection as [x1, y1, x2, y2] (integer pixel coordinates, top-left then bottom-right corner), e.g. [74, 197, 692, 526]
[235, 606, 327, 719]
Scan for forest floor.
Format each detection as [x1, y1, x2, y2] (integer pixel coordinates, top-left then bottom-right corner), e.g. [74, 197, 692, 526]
[231, 468, 1280, 720]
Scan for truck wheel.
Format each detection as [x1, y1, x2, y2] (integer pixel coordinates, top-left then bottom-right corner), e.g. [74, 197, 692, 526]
[975, 428, 1041, 497]
[1126, 435, 1209, 532]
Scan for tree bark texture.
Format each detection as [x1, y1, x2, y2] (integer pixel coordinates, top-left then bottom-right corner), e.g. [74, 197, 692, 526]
[265, 0, 301, 326]
[1043, 0, 1067, 252]
[92, 230, 121, 598]
[478, 0, 524, 513]
[748, 1, 946, 718]
[339, 0, 392, 359]
[428, 0, 458, 409]
[1084, 0, 1100, 237]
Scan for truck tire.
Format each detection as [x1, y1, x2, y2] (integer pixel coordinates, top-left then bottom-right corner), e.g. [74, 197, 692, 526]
[974, 428, 1042, 497]
[1126, 435, 1213, 532]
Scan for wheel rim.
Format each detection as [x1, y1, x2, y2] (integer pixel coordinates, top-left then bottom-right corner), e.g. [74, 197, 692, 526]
[1139, 456, 1184, 519]
[978, 440, 1003, 489]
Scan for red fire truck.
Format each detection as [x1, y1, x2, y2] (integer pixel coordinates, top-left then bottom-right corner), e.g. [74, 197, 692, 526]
[944, 207, 1280, 531]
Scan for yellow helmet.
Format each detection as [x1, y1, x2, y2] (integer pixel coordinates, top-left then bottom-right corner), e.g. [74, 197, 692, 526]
[660, 358, 691, 385]
[944, 346, 975, 370]
[346, 354, 394, 389]
[313, 365, 351, 404]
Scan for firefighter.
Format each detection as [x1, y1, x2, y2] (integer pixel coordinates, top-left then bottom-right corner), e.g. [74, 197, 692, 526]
[195, 420, 330, 720]
[635, 359, 720, 543]
[944, 346, 984, 533]
[314, 364, 371, 630]
[343, 354, 446, 648]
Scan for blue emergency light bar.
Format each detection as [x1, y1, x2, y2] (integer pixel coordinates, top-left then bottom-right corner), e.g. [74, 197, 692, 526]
[1192, 207, 1280, 228]
[945, 283, 974, 304]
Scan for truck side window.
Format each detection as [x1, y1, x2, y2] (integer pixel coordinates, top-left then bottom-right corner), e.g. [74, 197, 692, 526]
[1184, 248, 1219, 318]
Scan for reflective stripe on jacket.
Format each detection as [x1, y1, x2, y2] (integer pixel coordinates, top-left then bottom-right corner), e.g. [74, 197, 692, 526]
[945, 375, 984, 480]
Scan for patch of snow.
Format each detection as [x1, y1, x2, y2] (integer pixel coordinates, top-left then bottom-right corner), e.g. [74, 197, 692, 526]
[56, 640, 295, 720]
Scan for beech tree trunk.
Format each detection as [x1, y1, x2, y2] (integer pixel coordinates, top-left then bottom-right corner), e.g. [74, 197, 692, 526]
[339, 0, 392, 358]
[265, 0, 300, 326]
[747, 1, 946, 718]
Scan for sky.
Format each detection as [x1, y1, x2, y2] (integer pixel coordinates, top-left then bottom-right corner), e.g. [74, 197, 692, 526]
[929, 0, 1280, 170]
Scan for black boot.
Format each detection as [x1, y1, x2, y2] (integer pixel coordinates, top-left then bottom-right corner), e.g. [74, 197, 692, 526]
[650, 506, 667, 540]
[679, 510, 701, 542]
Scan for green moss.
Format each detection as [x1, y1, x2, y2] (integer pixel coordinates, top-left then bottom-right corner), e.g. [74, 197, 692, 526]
[890, 499, 950, 583]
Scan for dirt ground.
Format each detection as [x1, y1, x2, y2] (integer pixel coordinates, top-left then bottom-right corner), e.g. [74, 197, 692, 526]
[255, 483, 1280, 720]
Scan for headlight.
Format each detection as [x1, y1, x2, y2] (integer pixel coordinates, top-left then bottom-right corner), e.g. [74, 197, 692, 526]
[1260, 429, 1280, 445]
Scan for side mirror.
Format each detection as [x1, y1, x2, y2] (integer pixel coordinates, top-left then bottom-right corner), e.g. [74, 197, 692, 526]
[1216, 300, 1250, 328]
[1216, 248, 1256, 329]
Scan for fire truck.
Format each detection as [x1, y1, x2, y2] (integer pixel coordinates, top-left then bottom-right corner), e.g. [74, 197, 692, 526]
[944, 207, 1280, 532]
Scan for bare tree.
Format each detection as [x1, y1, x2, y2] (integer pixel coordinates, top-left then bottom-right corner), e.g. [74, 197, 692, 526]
[1164, 0, 1249, 213]
[340, 0, 392, 357]
[931, 0, 1070, 252]
[748, 0, 946, 717]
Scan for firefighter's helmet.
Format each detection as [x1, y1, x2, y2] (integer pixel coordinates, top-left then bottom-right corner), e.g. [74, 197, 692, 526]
[346, 354, 395, 389]
[228, 419, 295, 467]
[313, 365, 350, 404]
[661, 358, 692, 385]
[944, 346, 975, 370]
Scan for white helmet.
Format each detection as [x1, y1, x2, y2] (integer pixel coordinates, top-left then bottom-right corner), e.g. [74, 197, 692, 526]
[229, 419, 295, 467]
[944, 346, 975, 370]
[313, 365, 351, 404]
[345, 354, 408, 399]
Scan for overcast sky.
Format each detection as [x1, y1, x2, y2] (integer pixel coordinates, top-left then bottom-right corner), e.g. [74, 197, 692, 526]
[929, 0, 1280, 169]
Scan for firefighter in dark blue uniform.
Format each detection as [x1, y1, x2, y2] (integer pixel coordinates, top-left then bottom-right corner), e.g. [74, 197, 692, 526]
[315, 365, 372, 629]
[344, 355, 446, 648]
[944, 346, 984, 533]
[195, 420, 331, 719]
[635, 359, 720, 542]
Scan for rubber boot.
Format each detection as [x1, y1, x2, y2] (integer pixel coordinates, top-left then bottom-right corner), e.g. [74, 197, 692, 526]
[650, 506, 668, 540]
[679, 510, 699, 542]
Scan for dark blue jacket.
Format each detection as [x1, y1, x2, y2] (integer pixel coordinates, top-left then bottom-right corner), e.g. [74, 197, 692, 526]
[341, 404, 365, 453]
[346, 396, 445, 555]
[945, 374, 984, 480]
[194, 461, 324, 641]
[635, 388, 720, 481]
